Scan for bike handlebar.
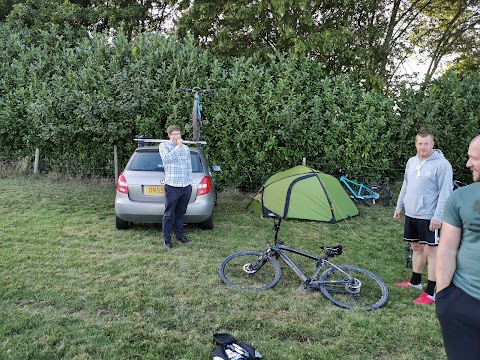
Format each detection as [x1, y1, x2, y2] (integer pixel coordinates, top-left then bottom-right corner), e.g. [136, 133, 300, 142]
[179, 87, 216, 94]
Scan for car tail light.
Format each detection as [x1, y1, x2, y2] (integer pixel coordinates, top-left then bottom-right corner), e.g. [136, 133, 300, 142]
[197, 176, 212, 196]
[116, 173, 129, 194]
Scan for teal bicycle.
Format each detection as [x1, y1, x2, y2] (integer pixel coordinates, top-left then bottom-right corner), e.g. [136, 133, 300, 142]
[338, 169, 391, 207]
[179, 87, 216, 141]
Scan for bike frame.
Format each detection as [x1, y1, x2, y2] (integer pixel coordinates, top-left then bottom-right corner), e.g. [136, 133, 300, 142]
[268, 245, 350, 287]
[265, 217, 350, 286]
[339, 176, 378, 200]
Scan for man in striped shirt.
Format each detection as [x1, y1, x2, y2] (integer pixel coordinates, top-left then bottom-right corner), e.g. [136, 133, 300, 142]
[159, 125, 192, 248]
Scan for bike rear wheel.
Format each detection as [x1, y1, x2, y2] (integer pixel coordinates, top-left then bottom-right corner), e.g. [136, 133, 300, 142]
[219, 251, 281, 291]
[364, 184, 391, 207]
[192, 100, 200, 141]
[318, 265, 388, 310]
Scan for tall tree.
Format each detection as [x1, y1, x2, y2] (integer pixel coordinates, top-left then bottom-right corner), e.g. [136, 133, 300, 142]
[375, 0, 479, 87]
[175, 0, 392, 88]
[4, 0, 477, 88]
[175, 0, 480, 89]
[411, 0, 480, 86]
[3, 0, 180, 38]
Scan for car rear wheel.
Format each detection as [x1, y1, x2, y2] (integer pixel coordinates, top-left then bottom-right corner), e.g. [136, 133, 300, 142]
[116, 215, 130, 230]
[199, 214, 213, 230]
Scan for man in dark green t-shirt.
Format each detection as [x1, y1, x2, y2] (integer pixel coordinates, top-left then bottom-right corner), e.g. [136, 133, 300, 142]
[436, 135, 480, 360]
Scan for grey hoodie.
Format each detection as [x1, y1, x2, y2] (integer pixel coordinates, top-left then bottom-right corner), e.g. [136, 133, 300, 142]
[396, 149, 453, 222]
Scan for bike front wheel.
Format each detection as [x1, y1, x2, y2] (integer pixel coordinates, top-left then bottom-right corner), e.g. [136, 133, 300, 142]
[219, 251, 282, 291]
[365, 184, 391, 207]
[318, 265, 388, 310]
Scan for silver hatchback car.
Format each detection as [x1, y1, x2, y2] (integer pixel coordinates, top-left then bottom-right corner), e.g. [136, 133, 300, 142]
[115, 145, 220, 230]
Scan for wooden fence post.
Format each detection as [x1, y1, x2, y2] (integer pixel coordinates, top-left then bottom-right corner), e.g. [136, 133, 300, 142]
[34, 148, 40, 174]
[114, 144, 118, 183]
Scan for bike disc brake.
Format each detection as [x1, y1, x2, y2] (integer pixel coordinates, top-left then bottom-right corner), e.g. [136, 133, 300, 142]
[345, 278, 361, 294]
[243, 263, 257, 274]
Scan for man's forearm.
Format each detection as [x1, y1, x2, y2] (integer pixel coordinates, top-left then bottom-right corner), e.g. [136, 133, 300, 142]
[436, 249, 457, 292]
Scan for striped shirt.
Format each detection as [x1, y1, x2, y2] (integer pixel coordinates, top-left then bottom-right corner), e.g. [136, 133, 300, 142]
[159, 141, 192, 187]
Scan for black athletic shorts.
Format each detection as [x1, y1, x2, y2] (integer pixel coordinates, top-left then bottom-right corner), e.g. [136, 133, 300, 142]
[403, 216, 439, 246]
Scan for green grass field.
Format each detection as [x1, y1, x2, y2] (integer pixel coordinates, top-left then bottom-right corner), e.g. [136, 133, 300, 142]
[0, 176, 446, 359]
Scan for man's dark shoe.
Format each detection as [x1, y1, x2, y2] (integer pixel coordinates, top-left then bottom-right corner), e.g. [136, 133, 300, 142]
[164, 240, 172, 248]
[177, 236, 189, 244]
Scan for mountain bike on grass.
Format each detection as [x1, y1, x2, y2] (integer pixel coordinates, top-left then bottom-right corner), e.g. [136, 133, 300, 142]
[219, 214, 389, 310]
[179, 87, 216, 141]
[338, 169, 391, 207]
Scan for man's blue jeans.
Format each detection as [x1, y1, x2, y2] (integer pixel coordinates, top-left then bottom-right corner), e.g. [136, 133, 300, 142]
[163, 184, 192, 241]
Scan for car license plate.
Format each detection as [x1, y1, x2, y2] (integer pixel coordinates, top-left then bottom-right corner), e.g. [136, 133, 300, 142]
[145, 186, 164, 195]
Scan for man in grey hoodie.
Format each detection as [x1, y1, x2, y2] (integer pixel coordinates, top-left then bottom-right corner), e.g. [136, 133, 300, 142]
[393, 130, 453, 305]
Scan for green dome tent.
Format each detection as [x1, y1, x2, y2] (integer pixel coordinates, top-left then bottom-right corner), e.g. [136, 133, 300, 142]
[247, 165, 359, 223]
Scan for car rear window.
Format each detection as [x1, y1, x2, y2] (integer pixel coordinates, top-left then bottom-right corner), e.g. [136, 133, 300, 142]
[127, 150, 203, 173]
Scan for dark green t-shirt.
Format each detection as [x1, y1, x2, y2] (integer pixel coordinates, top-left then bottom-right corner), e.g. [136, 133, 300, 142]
[443, 182, 480, 300]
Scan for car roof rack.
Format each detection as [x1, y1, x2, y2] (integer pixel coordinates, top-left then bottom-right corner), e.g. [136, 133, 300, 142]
[134, 138, 207, 146]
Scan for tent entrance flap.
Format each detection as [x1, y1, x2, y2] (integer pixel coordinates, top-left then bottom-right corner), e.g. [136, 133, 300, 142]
[247, 165, 359, 223]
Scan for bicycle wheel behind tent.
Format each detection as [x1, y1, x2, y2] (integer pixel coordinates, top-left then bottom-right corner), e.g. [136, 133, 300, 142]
[362, 184, 391, 207]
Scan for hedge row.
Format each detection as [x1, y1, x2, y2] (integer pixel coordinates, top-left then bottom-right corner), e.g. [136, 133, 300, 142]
[0, 24, 479, 188]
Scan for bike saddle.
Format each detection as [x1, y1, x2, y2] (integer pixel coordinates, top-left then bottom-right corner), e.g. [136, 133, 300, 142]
[320, 245, 343, 256]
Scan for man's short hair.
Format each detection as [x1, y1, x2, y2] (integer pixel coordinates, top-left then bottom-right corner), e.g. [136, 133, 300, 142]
[166, 125, 181, 135]
[417, 129, 434, 141]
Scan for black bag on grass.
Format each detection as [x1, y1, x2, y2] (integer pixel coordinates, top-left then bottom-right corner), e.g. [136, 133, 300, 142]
[211, 333, 262, 360]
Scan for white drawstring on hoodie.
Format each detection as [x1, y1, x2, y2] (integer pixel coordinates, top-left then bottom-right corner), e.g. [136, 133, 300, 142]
[416, 157, 426, 179]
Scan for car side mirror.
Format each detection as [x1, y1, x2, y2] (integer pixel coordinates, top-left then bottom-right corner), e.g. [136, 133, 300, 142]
[211, 165, 221, 172]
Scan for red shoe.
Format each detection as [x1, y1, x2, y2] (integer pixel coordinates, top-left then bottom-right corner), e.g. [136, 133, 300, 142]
[414, 292, 435, 305]
[394, 280, 422, 290]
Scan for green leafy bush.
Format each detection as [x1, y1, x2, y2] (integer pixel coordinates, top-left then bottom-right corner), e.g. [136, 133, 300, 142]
[0, 23, 478, 189]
